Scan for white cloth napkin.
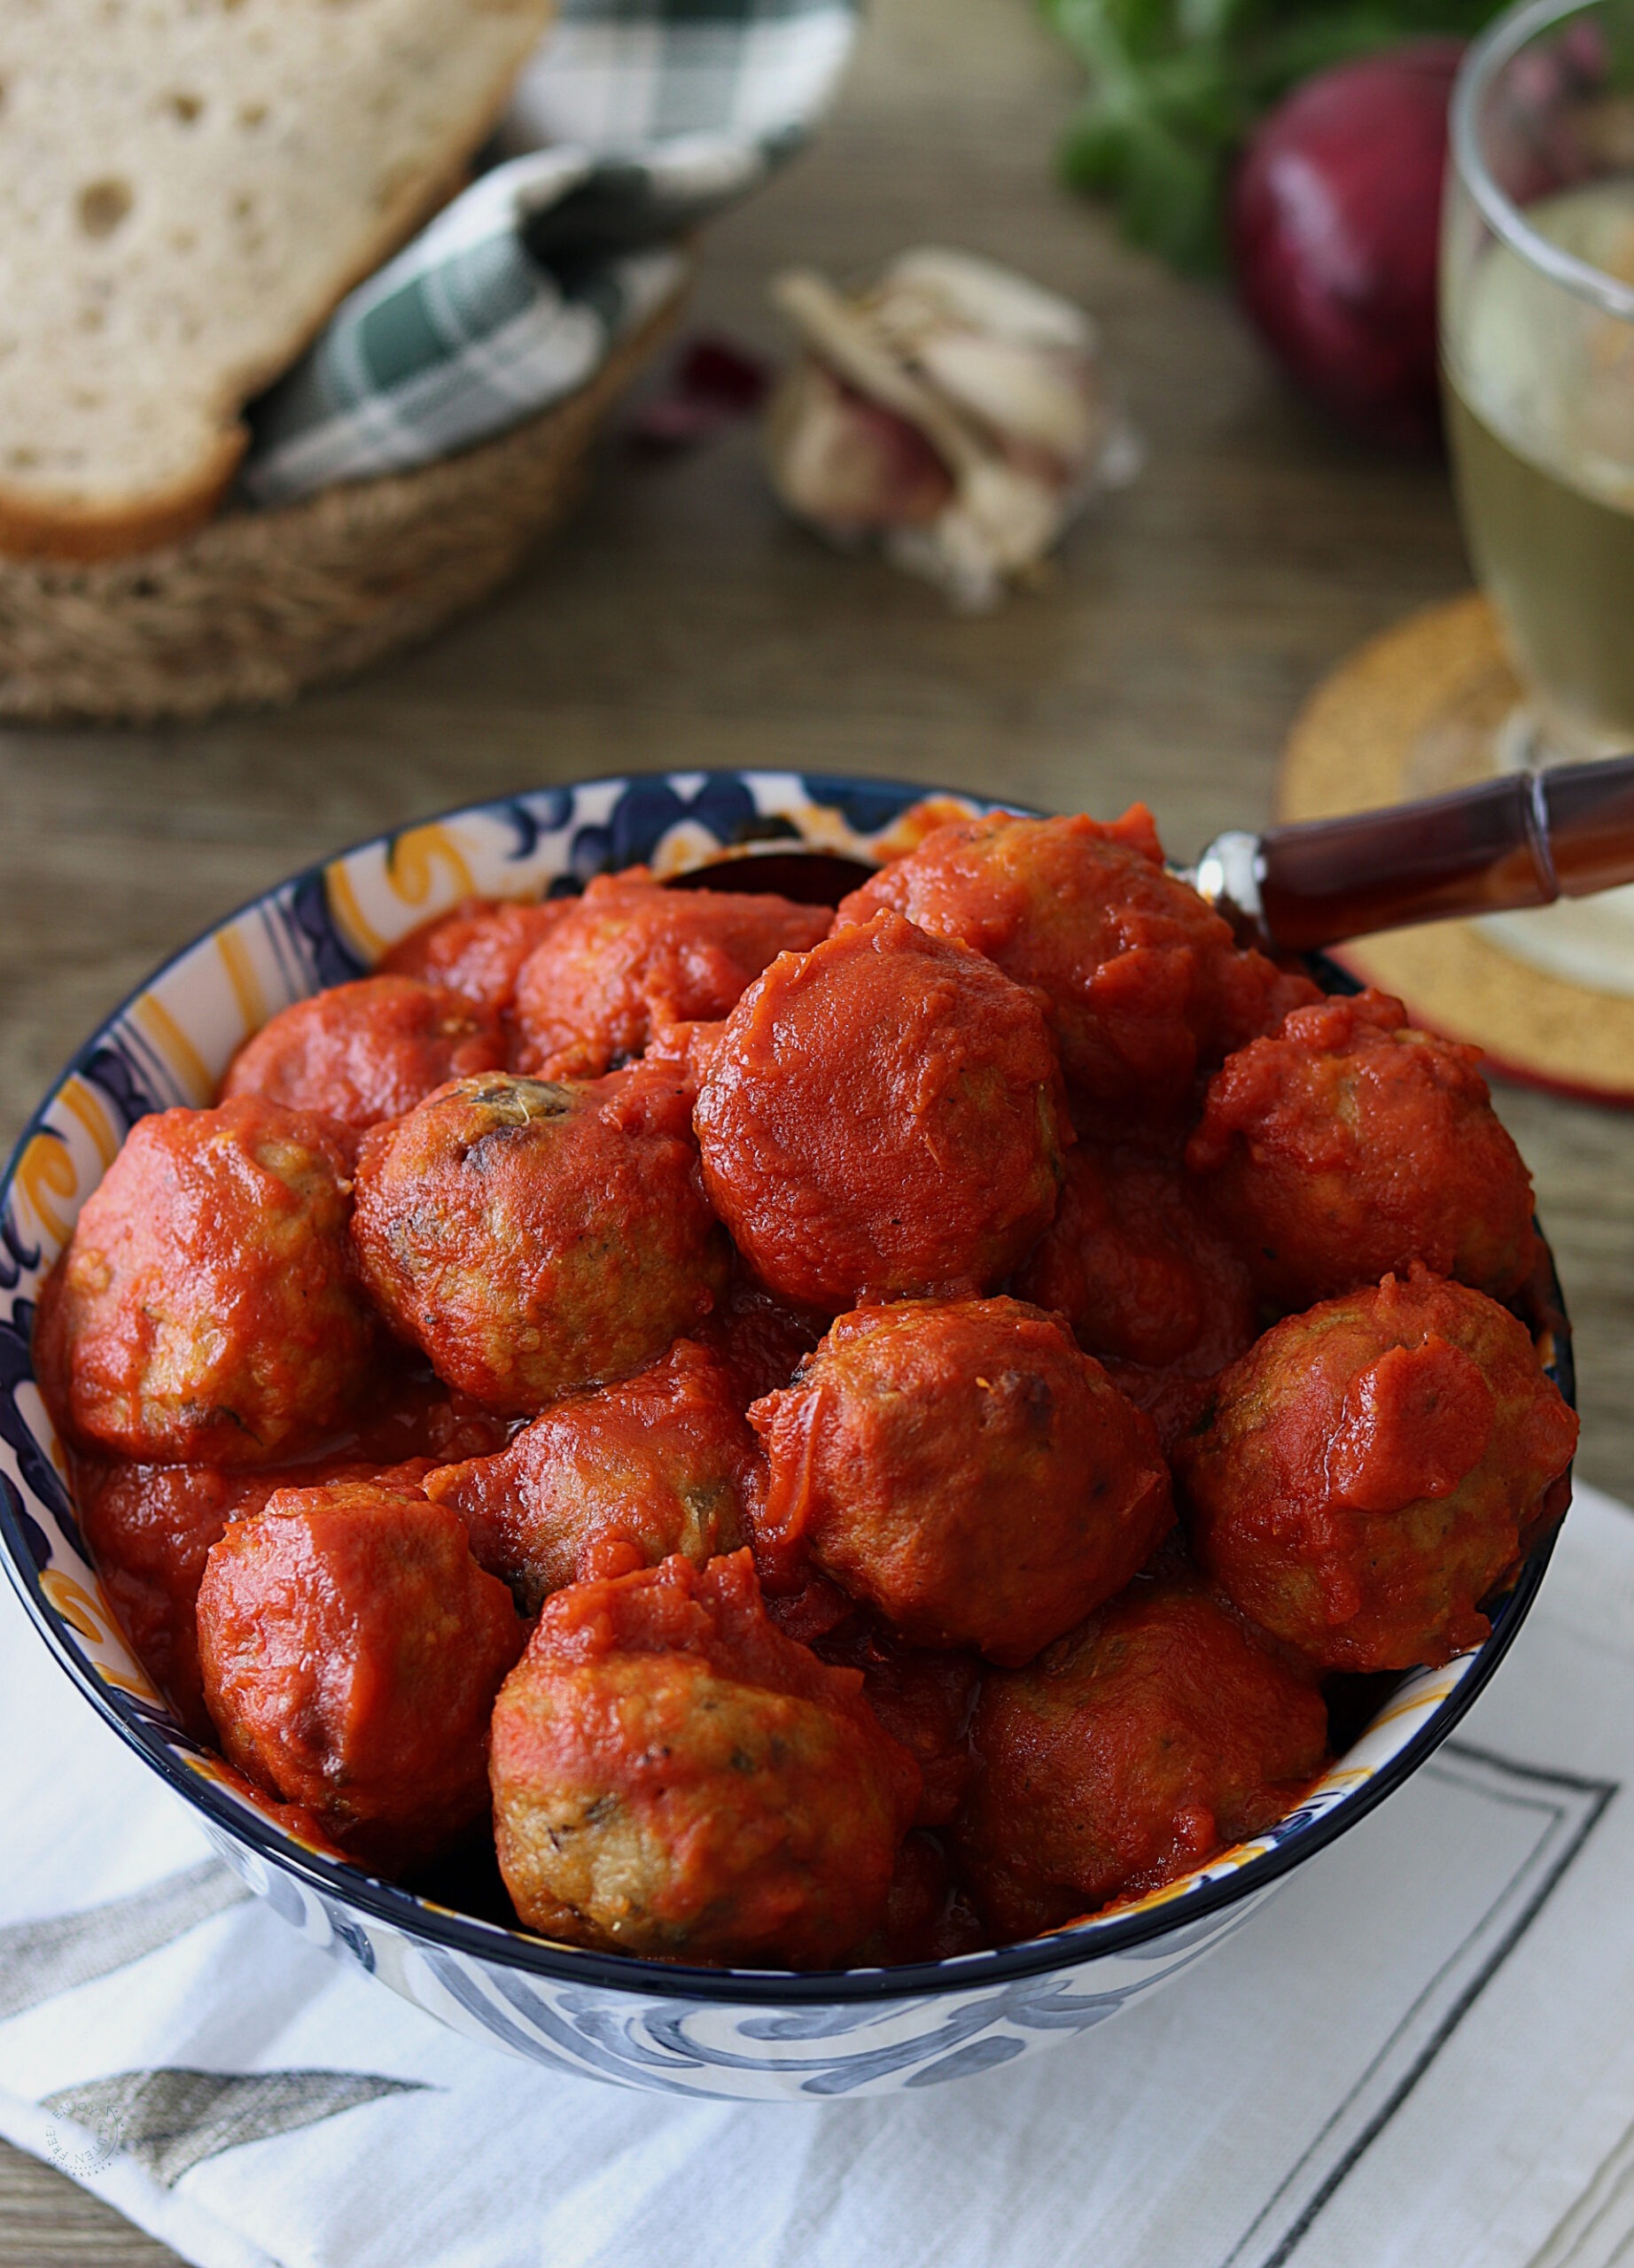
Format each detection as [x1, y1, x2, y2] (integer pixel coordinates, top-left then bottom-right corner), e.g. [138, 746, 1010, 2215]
[5, 1486, 1634, 2268]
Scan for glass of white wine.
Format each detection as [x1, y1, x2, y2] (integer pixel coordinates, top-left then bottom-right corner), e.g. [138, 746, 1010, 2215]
[1443, 0, 1634, 985]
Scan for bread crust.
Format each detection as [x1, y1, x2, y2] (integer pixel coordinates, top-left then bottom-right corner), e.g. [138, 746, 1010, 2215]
[0, 431, 246, 563]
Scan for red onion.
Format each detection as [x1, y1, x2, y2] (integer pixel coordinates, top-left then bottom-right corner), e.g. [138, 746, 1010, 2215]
[1229, 40, 1465, 452]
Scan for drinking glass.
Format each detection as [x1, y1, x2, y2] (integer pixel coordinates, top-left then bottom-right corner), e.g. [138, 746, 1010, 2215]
[1443, 0, 1634, 984]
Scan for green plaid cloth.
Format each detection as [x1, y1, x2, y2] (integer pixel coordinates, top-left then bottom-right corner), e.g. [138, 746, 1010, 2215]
[240, 0, 857, 504]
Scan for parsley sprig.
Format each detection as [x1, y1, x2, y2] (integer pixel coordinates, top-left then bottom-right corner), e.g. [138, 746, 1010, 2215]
[1047, 0, 1504, 272]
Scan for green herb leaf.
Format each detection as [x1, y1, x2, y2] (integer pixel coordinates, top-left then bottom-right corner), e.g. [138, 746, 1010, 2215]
[1046, 0, 1507, 272]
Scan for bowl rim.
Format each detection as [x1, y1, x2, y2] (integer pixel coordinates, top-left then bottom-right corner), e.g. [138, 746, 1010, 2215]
[0, 765, 1575, 2008]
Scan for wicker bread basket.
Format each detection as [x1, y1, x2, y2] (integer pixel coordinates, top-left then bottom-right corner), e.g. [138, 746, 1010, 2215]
[0, 286, 683, 726]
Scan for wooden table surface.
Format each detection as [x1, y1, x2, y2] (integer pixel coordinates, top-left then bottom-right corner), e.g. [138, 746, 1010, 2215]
[3, 0, 1631, 2257]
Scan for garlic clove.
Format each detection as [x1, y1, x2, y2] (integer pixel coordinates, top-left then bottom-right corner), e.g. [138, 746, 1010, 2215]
[764, 358, 954, 534]
[913, 331, 1101, 469]
[886, 464, 1067, 614]
[945, 459, 1065, 578]
[881, 248, 1096, 353]
[771, 269, 983, 475]
[887, 524, 1004, 614]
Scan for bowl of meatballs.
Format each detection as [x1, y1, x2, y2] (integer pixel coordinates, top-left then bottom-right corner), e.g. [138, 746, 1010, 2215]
[0, 769, 1578, 2100]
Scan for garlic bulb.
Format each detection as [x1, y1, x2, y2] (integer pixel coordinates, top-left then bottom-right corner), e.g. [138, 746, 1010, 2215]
[764, 248, 1139, 610]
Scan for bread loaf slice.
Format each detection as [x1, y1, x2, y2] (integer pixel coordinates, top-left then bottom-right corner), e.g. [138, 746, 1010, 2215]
[0, 0, 556, 559]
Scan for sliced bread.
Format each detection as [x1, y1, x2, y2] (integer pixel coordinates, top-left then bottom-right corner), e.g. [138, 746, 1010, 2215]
[0, 0, 557, 559]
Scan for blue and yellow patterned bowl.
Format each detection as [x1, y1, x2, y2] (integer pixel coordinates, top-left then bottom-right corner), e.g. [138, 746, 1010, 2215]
[0, 770, 1573, 2101]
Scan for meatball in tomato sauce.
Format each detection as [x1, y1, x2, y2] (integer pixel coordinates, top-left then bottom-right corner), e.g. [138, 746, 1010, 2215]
[378, 897, 572, 1019]
[220, 975, 504, 1138]
[512, 868, 830, 1078]
[750, 1297, 1172, 1666]
[1187, 990, 1538, 1307]
[490, 1552, 921, 1966]
[701, 1267, 829, 1405]
[81, 1450, 447, 1740]
[957, 1577, 1327, 1938]
[427, 1337, 754, 1611]
[813, 1613, 981, 1828]
[696, 911, 1070, 1310]
[1175, 1266, 1578, 1672]
[36, 1096, 377, 1466]
[198, 1478, 524, 1875]
[77, 1458, 277, 1742]
[351, 1066, 728, 1415]
[1015, 1141, 1257, 1376]
[1013, 1139, 1261, 1455]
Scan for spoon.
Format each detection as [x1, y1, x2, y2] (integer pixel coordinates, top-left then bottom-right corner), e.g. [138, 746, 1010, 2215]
[667, 755, 1634, 956]
[1190, 752, 1634, 953]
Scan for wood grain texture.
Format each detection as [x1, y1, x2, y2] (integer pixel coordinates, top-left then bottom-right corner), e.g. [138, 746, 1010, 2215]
[0, 2155, 178, 2268]
[0, 0, 1627, 2256]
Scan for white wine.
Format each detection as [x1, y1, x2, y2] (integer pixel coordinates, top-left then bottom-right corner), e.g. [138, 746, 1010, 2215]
[1446, 179, 1634, 758]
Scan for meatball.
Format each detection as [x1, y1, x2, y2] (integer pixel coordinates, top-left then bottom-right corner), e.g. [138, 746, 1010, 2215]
[749, 1297, 1173, 1666]
[426, 1338, 755, 1612]
[696, 911, 1070, 1310]
[80, 1451, 441, 1738]
[957, 1578, 1328, 1938]
[220, 975, 505, 1136]
[1186, 990, 1538, 1306]
[378, 897, 572, 1017]
[1174, 1267, 1578, 1671]
[35, 1097, 377, 1465]
[814, 1614, 982, 1827]
[351, 1065, 728, 1415]
[1015, 1142, 1257, 1374]
[836, 809, 1319, 1110]
[489, 1551, 922, 1966]
[197, 1479, 524, 1874]
[512, 869, 831, 1078]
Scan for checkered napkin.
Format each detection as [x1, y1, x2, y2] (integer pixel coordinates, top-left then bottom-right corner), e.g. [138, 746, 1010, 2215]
[238, 0, 858, 504]
[5, 1487, 1634, 2268]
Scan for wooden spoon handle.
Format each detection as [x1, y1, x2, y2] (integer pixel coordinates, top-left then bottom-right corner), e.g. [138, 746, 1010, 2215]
[1196, 755, 1634, 953]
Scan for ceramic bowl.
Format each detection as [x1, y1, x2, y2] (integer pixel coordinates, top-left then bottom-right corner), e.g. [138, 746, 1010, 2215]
[0, 768, 1574, 2101]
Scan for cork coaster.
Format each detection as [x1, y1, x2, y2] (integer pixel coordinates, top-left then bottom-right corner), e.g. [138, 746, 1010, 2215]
[1278, 591, 1634, 1106]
